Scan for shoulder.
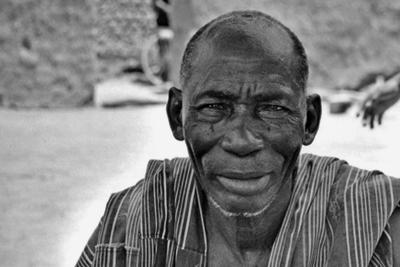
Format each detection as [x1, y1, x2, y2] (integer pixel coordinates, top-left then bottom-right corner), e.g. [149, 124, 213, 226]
[107, 181, 144, 208]
[300, 153, 400, 188]
[299, 153, 345, 180]
[303, 154, 400, 261]
[96, 179, 145, 245]
[103, 157, 185, 214]
[300, 153, 400, 216]
[97, 157, 193, 244]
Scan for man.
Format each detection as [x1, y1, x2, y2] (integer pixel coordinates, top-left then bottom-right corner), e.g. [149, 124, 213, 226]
[76, 11, 400, 267]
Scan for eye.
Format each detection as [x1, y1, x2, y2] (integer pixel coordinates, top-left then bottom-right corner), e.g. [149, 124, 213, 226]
[264, 105, 283, 111]
[202, 103, 226, 111]
[258, 104, 286, 111]
[196, 103, 229, 121]
[257, 104, 289, 118]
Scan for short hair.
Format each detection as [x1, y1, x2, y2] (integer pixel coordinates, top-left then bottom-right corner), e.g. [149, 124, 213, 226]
[179, 10, 308, 90]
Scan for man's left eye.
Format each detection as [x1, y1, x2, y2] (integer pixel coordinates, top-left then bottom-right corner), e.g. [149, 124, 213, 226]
[258, 105, 286, 112]
[257, 104, 289, 118]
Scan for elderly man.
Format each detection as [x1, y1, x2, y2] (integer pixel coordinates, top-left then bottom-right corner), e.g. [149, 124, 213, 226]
[76, 11, 400, 267]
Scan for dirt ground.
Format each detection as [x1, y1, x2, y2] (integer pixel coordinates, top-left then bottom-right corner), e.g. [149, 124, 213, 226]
[0, 103, 399, 267]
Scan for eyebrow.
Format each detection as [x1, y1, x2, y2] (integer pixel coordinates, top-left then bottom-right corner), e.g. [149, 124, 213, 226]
[193, 88, 295, 104]
[252, 90, 295, 102]
[193, 90, 239, 102]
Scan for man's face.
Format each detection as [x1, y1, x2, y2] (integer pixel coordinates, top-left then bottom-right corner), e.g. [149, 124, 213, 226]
[178, 26, 309, 214]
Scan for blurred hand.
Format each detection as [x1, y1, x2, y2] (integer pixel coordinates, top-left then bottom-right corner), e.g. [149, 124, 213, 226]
[356, 74, 400, 129]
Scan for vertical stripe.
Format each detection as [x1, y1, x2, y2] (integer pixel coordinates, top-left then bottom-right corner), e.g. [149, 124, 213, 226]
[76, 154, 400, 267]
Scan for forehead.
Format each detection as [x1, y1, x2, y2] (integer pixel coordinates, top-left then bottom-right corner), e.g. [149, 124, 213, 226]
[187, 60, 300, 103]
[186, 49, 301, 100]
[204, 21, 295, 60]
[183, 22, 302, 96]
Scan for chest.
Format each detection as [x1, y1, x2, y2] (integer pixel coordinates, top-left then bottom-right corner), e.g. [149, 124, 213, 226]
[206, 236, 271, 267]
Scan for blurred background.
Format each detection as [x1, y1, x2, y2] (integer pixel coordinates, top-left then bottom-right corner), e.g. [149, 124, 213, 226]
[0, 0, 399, 266]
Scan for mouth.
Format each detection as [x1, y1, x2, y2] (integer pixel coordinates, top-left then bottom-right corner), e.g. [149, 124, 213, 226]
[215, 172, 271, 196]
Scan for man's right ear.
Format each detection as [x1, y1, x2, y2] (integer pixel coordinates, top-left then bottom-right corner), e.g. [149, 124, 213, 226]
[166, 87, 184, 141]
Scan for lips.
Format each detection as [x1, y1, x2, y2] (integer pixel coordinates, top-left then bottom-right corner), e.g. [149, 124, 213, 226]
[215, 171, 271, 195]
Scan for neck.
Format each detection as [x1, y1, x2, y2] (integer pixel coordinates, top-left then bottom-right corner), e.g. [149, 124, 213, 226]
[205, 177, 293, 261]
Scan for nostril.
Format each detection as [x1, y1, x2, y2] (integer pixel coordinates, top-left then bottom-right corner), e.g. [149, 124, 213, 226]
[221, 129, 264, 156]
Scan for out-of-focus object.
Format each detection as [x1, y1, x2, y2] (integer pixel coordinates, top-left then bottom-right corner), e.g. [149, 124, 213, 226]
[140, 0, 172, 86]
[141, 28, 173, 85]
[328, 93, 354, 114]
[168, 0, 400, 88]
[154, 0, 171, 16]
[0, 0, 156, 108]
[309, 87, 358, 114]
[94, 76, 167, 107]
[344, 67, 400, 92]
[93, 0, 157, 80]
[356, 72, 400, 129]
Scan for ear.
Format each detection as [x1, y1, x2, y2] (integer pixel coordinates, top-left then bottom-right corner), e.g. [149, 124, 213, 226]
[166, 87, 184, 141]
[303, 94, 321, 146]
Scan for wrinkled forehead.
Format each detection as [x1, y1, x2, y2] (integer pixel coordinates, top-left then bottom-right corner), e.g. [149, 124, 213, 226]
[203, 20, 295, 60]
[185, 21, 300, 89]
[186, 29, 301, 95]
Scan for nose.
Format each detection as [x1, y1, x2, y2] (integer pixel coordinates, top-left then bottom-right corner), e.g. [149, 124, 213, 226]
[221, 125, 264, 157]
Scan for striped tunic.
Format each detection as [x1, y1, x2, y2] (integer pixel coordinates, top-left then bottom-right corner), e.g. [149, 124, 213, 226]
[76, 154, 400, 267]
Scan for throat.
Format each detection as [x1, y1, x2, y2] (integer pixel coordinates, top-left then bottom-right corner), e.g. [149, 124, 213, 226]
[206, 204, 279, 250]
[205, 208, 276, 266]
[236, 216, 272, 248]
[203, 174, 293, 266]
[205, 195, 290, 266]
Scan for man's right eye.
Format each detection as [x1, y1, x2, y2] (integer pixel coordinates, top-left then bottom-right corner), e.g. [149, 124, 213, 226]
[197, 103, 228, 118]
[201, 103, 225, 110]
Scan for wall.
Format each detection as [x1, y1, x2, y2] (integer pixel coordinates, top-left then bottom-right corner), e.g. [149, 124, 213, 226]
[169, 0, 400, 89]
[1, 0, 399, 107]
[93, 0, 156, 81]
[0, 0, 155, 108]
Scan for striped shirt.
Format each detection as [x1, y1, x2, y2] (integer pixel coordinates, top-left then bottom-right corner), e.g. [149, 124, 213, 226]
[76, 154, 400, 267]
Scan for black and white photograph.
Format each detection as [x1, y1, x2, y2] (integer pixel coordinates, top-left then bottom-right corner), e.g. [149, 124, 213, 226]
[1, 0, 400, 266]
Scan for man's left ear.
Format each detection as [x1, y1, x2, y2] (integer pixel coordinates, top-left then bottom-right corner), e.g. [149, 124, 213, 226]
[166, 87, 184, 141]
[303, 94, 321, 146]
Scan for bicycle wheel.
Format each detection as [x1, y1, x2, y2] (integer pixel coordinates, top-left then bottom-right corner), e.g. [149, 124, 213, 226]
[141, 34, 164, 85]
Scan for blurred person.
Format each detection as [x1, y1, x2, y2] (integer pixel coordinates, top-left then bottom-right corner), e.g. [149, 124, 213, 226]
[153, 0, 171, 26]
[76, 11, 400, 267]
[357, 72, 400, 129]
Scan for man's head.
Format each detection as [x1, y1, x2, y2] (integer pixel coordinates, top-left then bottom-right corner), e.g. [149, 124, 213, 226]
[167, 10, 321, 215]
[179, 11, 309, 92]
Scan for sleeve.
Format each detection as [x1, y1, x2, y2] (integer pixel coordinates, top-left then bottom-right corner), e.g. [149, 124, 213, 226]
[75, 218, 103, 267]
[369, 203, 400, 266]
[74, 183, 142, 267]
[389, 206, 400, 266]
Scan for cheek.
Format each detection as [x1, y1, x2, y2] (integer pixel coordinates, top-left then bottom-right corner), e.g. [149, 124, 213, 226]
[264, 119, 304, 157]
[183, 120, 223, 161]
